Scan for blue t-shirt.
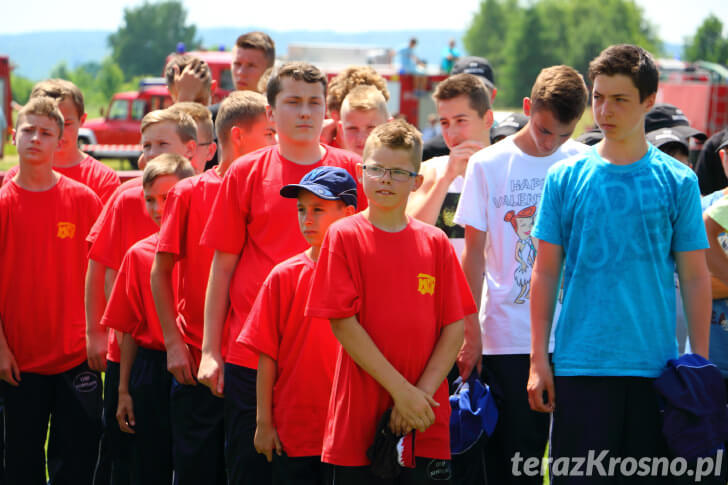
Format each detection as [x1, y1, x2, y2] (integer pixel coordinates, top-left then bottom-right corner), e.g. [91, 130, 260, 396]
[533, 145, 708, 378]
[398, 46, 416, 74]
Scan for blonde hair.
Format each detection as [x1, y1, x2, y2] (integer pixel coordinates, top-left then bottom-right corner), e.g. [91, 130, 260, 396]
[362, 119, 423, 172]
[215, 91, 268, 144]
[142, 153, 195, 189]
[327, 66, 390, 115]
[168, 102, 213, 142]
[16, 96, 64, 138]
[141, 109, 197, 143]
[341, 85, 389, 118]
[30, 79, 84, 118]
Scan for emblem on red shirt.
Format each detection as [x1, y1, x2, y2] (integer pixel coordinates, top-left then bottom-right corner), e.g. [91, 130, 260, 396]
[417, 273, 435, 295]
[57, 222, 76, 239]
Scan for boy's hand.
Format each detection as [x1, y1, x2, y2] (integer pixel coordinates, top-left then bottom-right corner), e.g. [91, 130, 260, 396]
[456, 314, 483, 380]
[254, 421, 283, 463]
[166, 339, 197, 386]
[116, 391, 136, 434]
[86, 328, 108, 372]
[198, 352, 224, 397]
[0, 347, 20, 386]
[320, 118, 337, 145]
[173, 64, 206, 103]
[392, 383, 439, 433]
[527, 355, 555, 413]
[389, 407, 413, 436]
[445, 141, 485, 181]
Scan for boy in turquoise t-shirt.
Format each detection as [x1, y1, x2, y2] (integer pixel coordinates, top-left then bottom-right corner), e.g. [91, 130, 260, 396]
[528, 44, 710, 483]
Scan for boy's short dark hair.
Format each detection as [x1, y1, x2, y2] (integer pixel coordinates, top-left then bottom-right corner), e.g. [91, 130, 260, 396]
[17, 96, 64, 138]
[30, 79, 84, 118]
[266, 62, 327, 107]
[215, 91, 268, 144]
[164, 54, 213, 91]
[141, 109, 197, 143]
[327, 66, 390, 115]
[432, 73, 492, 117]
[142, 153, 195, 189]
[530, 65, 588, 124]
[588, 44, 658, 103]
[236, 31, 276, 68]
[362, 119, 423, 172]
[168, 102, 214, 142]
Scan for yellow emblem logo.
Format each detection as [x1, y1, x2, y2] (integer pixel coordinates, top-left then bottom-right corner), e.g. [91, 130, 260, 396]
[57, 222, 76, 239]
[417, 273, 436, 296]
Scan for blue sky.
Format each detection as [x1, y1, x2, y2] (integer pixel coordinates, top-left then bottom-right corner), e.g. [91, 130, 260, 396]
[2, 0, 727, 45]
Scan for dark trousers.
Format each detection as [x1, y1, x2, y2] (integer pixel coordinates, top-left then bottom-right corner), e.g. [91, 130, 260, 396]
[550, 376, 673, 484]
[3, 361, 102, 485]
[93, 361, 131, 485]
[224, 363, 272, 485]
[128, 348, 172, 485]
[327, 458, 452, 484]
[170, 375, 226, 485]
[482, 354, 550, 485]
[272, 453, 327, 485]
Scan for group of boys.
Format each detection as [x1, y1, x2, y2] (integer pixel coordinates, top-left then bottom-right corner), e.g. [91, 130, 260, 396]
[0, 38, 723, 485]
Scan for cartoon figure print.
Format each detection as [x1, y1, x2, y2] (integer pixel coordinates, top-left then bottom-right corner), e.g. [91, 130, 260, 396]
[505, 205, 537, 304]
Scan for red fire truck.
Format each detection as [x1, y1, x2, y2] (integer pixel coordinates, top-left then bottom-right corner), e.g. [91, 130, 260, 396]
[0, 56, 11, 158]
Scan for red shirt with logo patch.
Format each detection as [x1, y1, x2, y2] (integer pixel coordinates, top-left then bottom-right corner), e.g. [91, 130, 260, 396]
[0, 176, 102, 374]
[238, 252, 338, 457]
[102, 233, 174, 351]
[157, 168, 222, 365]
[305, 214, 476, 466]
[3, 155, 121, 204]
[200, 144, 365, 369]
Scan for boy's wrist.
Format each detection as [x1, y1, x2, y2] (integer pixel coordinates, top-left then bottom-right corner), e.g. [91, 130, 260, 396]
[118, 387, 130, 394]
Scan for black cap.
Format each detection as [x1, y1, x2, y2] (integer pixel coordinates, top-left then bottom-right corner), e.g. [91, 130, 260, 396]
[451, 56, 495, 90]
[647, 128, 689, 152]
[280, 166, 358, 208]
[645, 104, 706, 143]
[576, 127, 604, 146]
[490, 112, 528, 144]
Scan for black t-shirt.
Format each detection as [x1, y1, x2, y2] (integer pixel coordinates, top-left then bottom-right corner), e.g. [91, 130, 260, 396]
[695, 128, 727, 195]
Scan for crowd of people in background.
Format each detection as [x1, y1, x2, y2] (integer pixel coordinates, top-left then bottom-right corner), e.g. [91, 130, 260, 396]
[1, 29, 728, 485]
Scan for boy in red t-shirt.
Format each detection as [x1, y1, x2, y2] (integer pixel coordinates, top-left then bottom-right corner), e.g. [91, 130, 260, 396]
[151, 91, 274, 485]
[306, 120, 475, 484]
[199, 61, 365, 485]
[0, 97, 103, 483]
[1, 79, 121, 202]
[87, 108, 198, 484]
[102, 154, 195, 484]
[238, 166, 357, 484]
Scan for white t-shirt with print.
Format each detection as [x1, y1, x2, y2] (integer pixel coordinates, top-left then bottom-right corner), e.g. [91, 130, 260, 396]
[454, 136, 588, 355]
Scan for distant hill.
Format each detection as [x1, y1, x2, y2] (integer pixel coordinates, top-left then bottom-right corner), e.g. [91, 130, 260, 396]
[0, 28, 465, 80]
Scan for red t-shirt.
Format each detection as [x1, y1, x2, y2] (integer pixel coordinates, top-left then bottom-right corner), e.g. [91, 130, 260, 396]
[200, 144, 365, 369]
[157, 168, 222, 365]
[88, 176, 158, 363]
[3, 155, 120, 204]
[305, 214, 476, 466]
[238, 252, 338, 457]
[0, 176, 102, 374]
[102, 233, 174, 351]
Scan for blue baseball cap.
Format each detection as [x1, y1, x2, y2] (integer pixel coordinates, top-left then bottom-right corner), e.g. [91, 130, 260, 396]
[280, 166, 358, 209]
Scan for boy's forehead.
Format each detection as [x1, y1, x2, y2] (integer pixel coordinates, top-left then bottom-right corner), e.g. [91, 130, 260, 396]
[342, 108, 387, 124]
[57, 98, 79, 119]
[592, 74, 639, 95]
[367, 145, 417, 169]
[277, 77, 325, 99]
[142, 120, 179, 139]
[18, 113, 59, 131]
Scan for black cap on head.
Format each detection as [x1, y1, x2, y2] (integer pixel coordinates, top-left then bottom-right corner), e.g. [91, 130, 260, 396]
[490, 112, 528, 144]
[645, 104, 706, 143]
[647, 128, 689, 153]
[576, 127, 604, 146]
[451, 56, 495, 91]
[280, 166, 358, 209]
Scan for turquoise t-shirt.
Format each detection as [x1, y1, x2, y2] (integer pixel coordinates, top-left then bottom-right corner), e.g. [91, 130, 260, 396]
[533, 145, 708, 378]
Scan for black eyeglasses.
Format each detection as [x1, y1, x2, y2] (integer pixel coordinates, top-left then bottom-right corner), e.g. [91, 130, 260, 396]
[362, 164, 417, 182]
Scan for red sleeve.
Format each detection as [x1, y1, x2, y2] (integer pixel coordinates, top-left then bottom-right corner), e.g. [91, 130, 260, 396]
[200, 166, 248, 255]
[88, 194, 127, 270]
[157, 182, 191, 259]
[1, 166, 17, 186]
[95, 169, 121, 205]
[305, 229, 361, 320]
[237, 272, 282, 360]
[437, 237, 472, 327]
[101, 250, 143, 334]
[87, 183, 125, 245]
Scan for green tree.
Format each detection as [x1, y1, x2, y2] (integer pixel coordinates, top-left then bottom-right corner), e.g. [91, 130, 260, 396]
[10, 73, 34, 105]
[97, 58, 125, 100]
[463, 0, 521, 78]
[108, 0, 200, 79]
[684, 14, 728, 64]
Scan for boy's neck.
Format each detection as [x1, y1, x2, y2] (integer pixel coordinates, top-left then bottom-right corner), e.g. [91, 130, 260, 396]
[52, 148, 86, 168]
[363, 206, 409, 233]
[14, 163, 59, 191]
[278, 141, 326, 166]
[513, 126, 547, 158]
[306, 246, 319, 261]
[216, 157, 235, 177]
[597, 132, 649, 166]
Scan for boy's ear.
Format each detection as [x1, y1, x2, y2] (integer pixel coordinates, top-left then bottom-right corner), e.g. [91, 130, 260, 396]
[720, 148, 726, 165]
[184, 139, 197, 160]
[412, 173, 424, 192]
[205, 141, 217, 162]
[11, 129, 16, 145]
[355, 162, 364, 184]
[80, 113, 87, 125]
[483, 109, 494, 130]
[344, 205, 356, 216]
[642, 92, 657, 112]
[522, 97, 532, 117]
[210, 79, 218, 94]
[266, 105, 275, 125]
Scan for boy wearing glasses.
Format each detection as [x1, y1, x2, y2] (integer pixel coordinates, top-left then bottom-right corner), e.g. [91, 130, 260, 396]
[307, 120, 475, 484]
[199, 62, 364, 484]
